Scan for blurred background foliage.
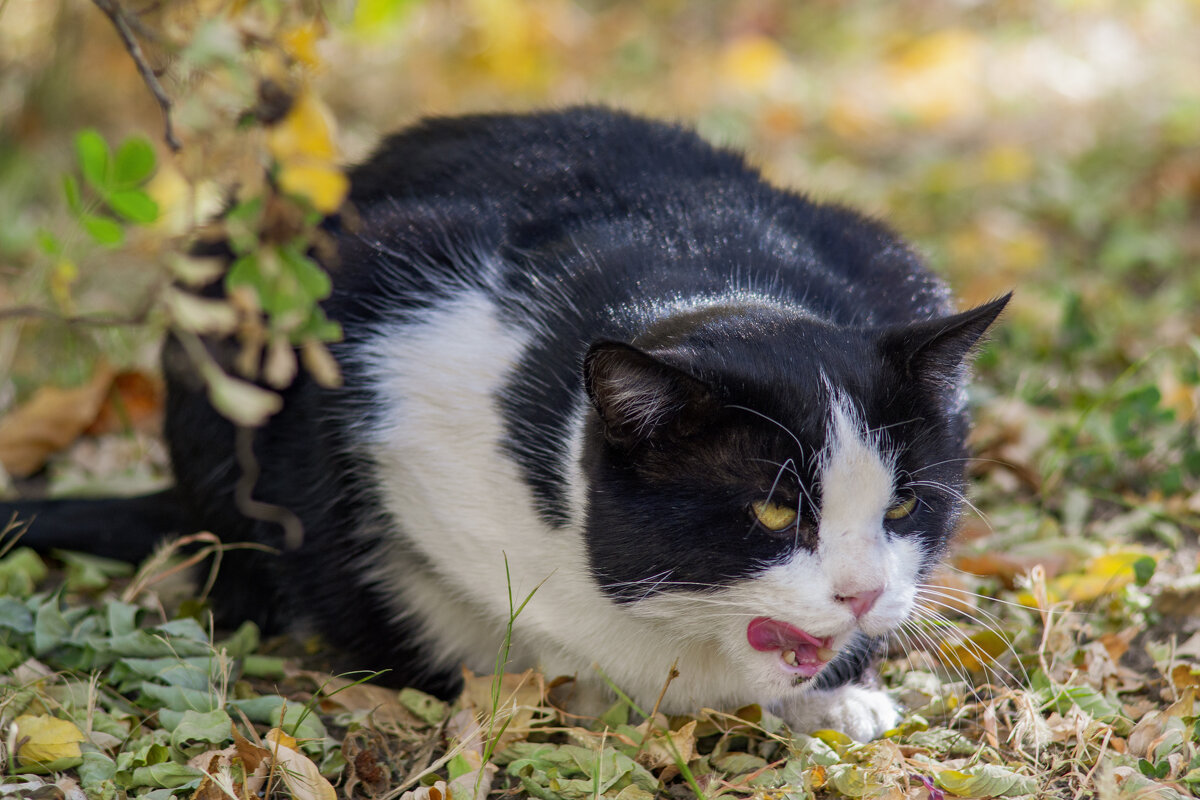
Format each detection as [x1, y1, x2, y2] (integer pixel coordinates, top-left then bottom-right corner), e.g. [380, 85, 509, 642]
[0, 0, 1198, 536]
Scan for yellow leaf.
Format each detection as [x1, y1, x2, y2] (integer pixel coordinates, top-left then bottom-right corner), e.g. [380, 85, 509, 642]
[277, 162, 349, 214]
[720, 35, 787, 92]
[885, 29, 981, 127]
[264, 728, 336, 800]
[281, 21, 323, 69]
[1055, 549, 1157, 603]
[812, 729, 853, 748]
[936, 629, 1010, 672]
[267, 90, 339, 164]
[982, 144, 1035, 184]
[50, 258, 78, 313]
[14, 715, 86, 767]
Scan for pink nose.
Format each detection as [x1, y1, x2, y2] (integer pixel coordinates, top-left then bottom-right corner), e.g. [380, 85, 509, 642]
[835, 587, 883, 618]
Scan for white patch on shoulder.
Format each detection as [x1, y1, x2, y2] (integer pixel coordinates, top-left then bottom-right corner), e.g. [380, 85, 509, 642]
[347, 282, 762, 712]
[777, 685, 899, 741]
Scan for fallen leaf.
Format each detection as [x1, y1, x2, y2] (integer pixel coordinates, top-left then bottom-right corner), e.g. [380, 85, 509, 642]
[264, 728, 336, 800]
[460, 668, 547, 749]
[0, 363, 116, 477]
[82, 371, 164, 434]
[341, 729, 392, 800]
[1127, 689, 1194, 757]
[299, 670, 418, 729]
[934, 763, 1036, 797]
[635, 717, 697, 773]
[1170, 663, 1200, 691]
[13, 714, 86, 768]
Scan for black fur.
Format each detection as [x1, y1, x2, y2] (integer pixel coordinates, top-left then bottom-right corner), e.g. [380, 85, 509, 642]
[2, 108, 1006, 705]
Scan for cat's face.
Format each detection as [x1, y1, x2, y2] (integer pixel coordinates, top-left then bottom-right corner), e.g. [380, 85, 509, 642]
[581, 296, 1007, 693]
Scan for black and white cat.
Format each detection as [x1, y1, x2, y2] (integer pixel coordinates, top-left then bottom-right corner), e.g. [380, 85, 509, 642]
[5, 108, 1007, 740]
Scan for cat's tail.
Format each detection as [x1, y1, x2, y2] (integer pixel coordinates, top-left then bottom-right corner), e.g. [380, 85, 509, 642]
[1, 488, 195, 564]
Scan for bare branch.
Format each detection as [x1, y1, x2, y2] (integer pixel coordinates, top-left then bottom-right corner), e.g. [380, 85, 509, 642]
[91, 0, 181, 152]
[0, 304, 152, 327]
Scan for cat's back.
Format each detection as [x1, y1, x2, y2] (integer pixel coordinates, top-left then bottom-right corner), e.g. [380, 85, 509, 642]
[331, 107, 947, 332]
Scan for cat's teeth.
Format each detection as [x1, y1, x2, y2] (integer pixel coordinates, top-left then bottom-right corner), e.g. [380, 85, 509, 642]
[782, 649, 799, 666]
[816, 647, 836, 662]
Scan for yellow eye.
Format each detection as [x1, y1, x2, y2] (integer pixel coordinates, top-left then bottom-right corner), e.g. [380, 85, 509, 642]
[885, 494, 917, 520]
[751, 501, 798, 531]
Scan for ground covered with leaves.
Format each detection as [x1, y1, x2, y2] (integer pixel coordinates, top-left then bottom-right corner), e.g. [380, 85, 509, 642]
[2, 1, 1200, 799]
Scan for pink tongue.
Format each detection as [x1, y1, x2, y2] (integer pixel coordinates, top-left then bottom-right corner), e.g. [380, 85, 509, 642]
[746, 616, 826, 652]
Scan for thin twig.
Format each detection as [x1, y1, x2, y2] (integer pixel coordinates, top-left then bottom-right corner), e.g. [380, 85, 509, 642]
[633, 659, 680, 759]
[90, 0, 181, 151]
[234, 425, 305, 550]
[0, 304, 153, 327]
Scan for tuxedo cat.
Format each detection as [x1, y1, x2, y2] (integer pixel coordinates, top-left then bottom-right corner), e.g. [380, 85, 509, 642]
[4, 108, 1007, 740]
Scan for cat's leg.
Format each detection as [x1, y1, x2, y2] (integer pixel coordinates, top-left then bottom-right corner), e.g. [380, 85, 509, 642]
[777, 684, 899, 741]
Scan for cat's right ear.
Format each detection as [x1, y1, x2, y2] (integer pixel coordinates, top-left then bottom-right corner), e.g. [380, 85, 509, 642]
[881, 293, 1012, 391]
[584, 341, 720, 448]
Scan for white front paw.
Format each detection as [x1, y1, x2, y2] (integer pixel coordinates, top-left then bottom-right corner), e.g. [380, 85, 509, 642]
[778, 685, 899, 741]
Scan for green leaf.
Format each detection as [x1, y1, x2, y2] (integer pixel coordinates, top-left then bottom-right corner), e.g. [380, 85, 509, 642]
[216, 620, 260, 658]
[0, 645, 23, 671]
[169, 709, 233, 756]
[935, 764, 1037, 797]
[0, 548, 48, 598]
[398, 687, 448, 725]
[0, 598, 35, 634]
[56, 550, 133, 593]
[127, 762, 204, 789]
[122, 657, 215, 691]
[113, 136, 156, 186]
[279, 244, 331, 300]
[1133, 556, 1156, 586]
[106, 189, 159, 224]
[447, 752, 474, 780]
[76, 128, 111, 190]
[241, 655, 287, 679]
[62, 174, 83, 214]
[138, 682, 220, 713]
[33, 597, 71, 654]
[79, 751, 118, 791]
[106, 599, 141, 637]
[80, 213, 124, 247]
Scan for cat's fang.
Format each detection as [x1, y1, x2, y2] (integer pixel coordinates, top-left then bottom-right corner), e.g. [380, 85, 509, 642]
[783, 649, 798, 666]
[817, 647, 836, 662]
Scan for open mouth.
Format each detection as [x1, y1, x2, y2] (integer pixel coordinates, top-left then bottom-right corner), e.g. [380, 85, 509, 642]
[746, 616, 837, 678]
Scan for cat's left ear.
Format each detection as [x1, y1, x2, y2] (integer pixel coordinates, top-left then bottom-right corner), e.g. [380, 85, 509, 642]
[881, 293, 1012, 389]
[584, 341, 720, 448]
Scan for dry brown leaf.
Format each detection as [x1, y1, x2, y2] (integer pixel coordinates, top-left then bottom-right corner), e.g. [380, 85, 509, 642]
[264, 728, 336, 800]
[298, 670, 420, 729]
[1099, 628, 1138, 664]
[460, 668, 547, 749]
[84, 370, 164, 436]
[634, 716, 696, 775]
[1170, 663, 1200, 691]
[188, 754, 227, 800]
[341, 729, 392, 800]
[0, 362, 116, 477]
[1127, 689, 1195, 757]
[231, 725, 270, 774]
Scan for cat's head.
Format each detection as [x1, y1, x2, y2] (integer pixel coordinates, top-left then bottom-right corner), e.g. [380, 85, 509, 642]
[580, 294, 1009, 694]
